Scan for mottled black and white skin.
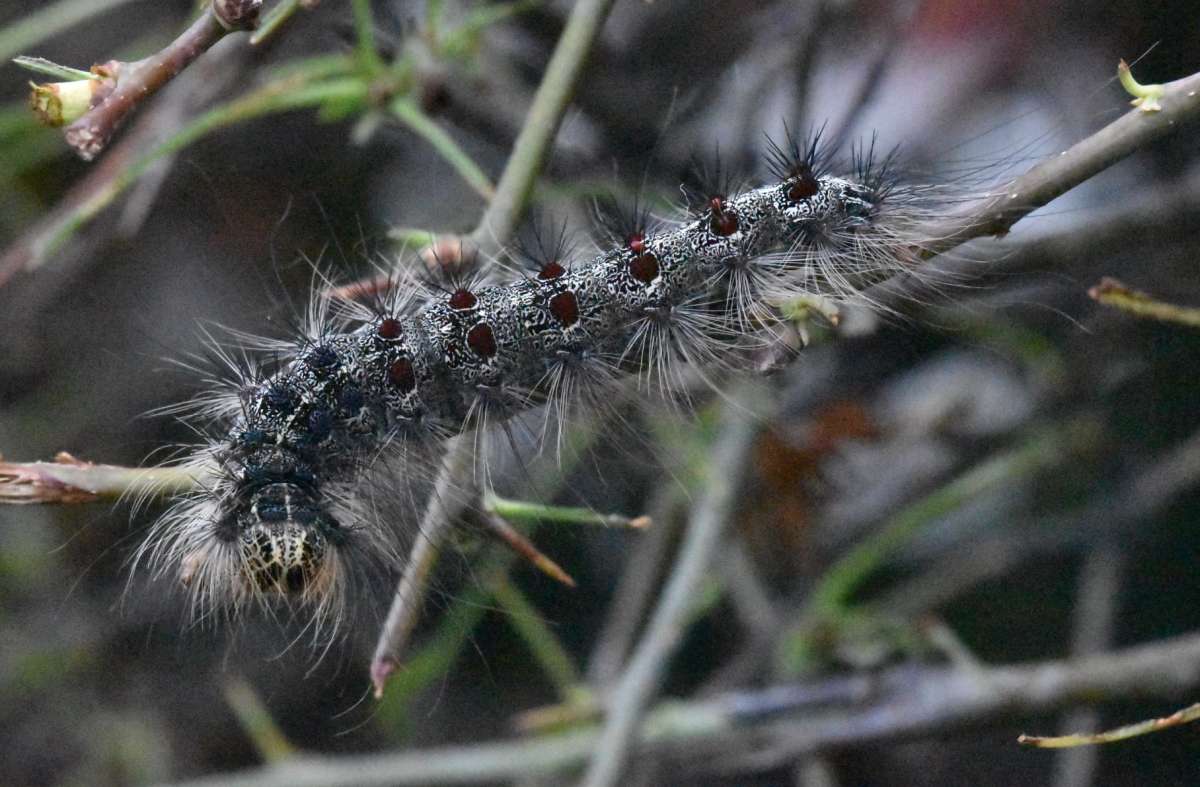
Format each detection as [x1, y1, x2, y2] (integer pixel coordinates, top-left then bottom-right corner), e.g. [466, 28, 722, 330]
[138, 144, 935, 628]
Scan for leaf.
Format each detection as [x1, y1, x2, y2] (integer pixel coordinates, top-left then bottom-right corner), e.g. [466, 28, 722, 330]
[11, 55, 97, 81]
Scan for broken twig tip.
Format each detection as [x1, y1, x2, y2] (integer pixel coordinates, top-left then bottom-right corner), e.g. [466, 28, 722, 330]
[627, 515, 652, 529]
[370, 656, 398, 699]
[1118, 58, 1164, 113]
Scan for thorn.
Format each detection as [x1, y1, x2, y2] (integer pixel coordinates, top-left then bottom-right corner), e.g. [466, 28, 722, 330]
[1087, 276, 1143, 303]
[483, 513, 576, 588]
[370, 656, 398, 699]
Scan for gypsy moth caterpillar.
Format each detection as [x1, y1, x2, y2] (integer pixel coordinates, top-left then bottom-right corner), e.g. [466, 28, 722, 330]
[133, 131, 988, 634]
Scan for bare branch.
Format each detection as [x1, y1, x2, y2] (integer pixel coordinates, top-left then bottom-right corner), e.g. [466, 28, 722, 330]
[919, 67, 1200, 258]
[370, 435, 474, 697]
[1088, 277, 1200, 328]
[166, 631, 1200, 786]
[0, 452, 200, 504]
[580, 387, 766, 787]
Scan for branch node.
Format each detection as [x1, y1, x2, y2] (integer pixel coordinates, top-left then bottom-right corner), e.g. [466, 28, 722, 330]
[213, 0, 263, 31]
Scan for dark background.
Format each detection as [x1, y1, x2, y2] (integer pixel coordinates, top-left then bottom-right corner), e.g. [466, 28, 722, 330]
[2, 1, 1200, 785]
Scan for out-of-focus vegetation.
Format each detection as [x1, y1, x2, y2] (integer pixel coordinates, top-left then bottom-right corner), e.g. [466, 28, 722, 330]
[3, 1, 1200, 786]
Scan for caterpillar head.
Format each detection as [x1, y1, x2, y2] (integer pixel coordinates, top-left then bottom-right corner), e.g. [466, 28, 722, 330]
[227, 482, 341, 596]
[238, 519, 327, 595]
[131, 457, 392, 642]
[162, 479, 346, 613]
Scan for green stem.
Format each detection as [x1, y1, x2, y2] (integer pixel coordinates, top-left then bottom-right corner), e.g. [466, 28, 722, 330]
[389, 96, 495, 201]
[493, 577, 582, 700]
[250, 0, 307, 46]
[222, 677, 296, 764]
[1118, 59, 1164, 110]
[1089, 277, 1200, 329]
[808, 428, 1068, 616]
[36, 69, 366, 265]
[468, 0, 618, 257]
[350, 0, 385, 73]
[484, 492, 645, 529]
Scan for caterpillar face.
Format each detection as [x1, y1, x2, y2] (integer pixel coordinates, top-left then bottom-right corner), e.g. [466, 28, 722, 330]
[235, 481, 339, 595]
[239, 520, 327, 594]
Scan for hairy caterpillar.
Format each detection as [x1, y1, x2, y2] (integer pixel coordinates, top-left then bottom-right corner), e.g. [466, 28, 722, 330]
[135, 133, 953, 630]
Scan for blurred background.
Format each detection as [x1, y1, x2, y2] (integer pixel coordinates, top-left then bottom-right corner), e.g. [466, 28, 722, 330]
[2, 0, 1200, 785]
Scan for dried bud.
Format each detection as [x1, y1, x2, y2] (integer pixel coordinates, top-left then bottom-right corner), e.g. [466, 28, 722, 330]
[28, 66, 115, 128]
[212, 0, 262, 30]
[29, 81, 88, 126]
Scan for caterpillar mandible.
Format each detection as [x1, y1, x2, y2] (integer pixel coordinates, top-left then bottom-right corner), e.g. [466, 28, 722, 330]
[136, 133, 942, 630]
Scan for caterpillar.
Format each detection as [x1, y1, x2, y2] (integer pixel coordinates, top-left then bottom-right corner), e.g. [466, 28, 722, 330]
[135, 133, 954, 632]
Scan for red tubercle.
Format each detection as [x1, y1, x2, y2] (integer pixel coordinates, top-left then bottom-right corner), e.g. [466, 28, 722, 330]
[537, 260, 566, 281]
[448, 288, 477, 310]
[548, 291, 580, 327]
[377, 317, 403, 340]
[787, 169, 820, 201]
[388, 358, 416, 393]
[466, 322, 497, 358]
[629, 252, 659, 284]
[708, 196, 739, 237]
[627, 233, 646, 255]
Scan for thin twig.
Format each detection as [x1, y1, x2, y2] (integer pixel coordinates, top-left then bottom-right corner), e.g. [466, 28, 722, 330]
[0, 452, 201, 504]
[167, 631, 1200, 786]
[580, 387, 766, 787]
[1088, 276, 1200, 328]
[1021, 702, 1200, 748]
[480, 510, 577, 588]
[250, 0, 320, 47]
[369, 435, 474, 697]
[1052, 542, 1124, 787]
[918, 67, 1200, 258]
[485, 492, 651, 530]
[62, 2, 261, 160]
[467, 0, 618, 259]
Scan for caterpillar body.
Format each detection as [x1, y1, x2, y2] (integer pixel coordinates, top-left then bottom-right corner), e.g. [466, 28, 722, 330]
[139, 137, 940, 628]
